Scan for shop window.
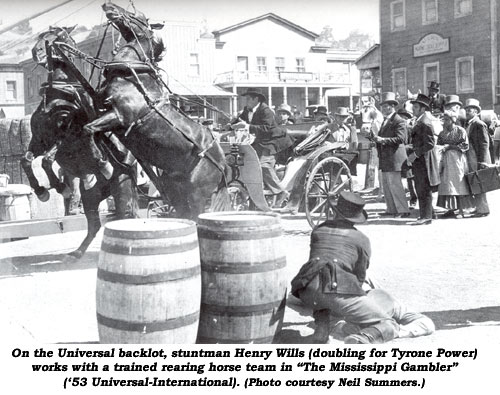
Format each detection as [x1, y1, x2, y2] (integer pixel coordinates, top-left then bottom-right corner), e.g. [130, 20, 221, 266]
[392, 68, 407, 98]
[455, 0, 472, 18]
[391, 0, 406, 31]
[422, 0, 438, 25]
[456, 56, 474, 93]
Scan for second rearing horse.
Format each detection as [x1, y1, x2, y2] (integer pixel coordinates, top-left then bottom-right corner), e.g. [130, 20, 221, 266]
[83, 2, 230, 220]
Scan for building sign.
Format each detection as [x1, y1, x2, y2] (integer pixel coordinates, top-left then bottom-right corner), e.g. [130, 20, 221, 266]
[413, 34, 450, 57]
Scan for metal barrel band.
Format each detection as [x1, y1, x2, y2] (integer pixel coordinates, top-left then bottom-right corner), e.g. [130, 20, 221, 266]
[97, 266, 200, 284]
[96, 311, 199, 333]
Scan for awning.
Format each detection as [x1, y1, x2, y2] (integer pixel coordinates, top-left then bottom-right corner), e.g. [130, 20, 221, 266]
[168, 81, 235, 97]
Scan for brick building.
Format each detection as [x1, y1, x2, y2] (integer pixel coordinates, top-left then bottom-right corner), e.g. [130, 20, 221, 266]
[380, 0, 500, 112]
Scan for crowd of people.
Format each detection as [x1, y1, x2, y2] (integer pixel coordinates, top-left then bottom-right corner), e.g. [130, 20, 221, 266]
[370, 82, 497, 224]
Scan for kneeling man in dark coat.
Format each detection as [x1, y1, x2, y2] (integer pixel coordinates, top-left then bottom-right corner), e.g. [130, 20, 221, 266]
[291, 192, 434, 344]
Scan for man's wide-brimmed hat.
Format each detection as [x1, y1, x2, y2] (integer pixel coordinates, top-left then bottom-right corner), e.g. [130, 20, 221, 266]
[411, 93, 431, 109]
[397, 108, 413, 119]
[241, 87, 266, 100]
[380, 92, 398, 106]
[334, 107, 351, 117]
[329, 191, 368, 224]
[314, 105, 329, 115]
[464, 98, 481, 112]
[276, 103, 292, 116]
[428, 81, 440, 90]
[444, 94, 462, 107]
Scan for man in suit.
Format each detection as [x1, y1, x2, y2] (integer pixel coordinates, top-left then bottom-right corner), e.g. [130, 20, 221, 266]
[369, 92, 410, 218]
[291, 192, 434, 344]
[464, 98, 491, 217]
[231, 89, 293, 207]
[408, 93, 439, 225]
[428, 81, 446, 115]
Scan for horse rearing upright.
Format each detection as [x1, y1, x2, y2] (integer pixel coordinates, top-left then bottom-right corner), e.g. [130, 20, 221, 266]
[21, 26, 139, 259]
[83, 2, 230, 220]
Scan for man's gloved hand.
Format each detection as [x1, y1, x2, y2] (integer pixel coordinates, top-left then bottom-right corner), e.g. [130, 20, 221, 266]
[407, 152, 417, 164]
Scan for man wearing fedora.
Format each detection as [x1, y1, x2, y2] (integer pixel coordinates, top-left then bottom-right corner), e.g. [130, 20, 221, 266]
[231, 89, 292, 207]
[464, 98, 491, 217]
[275, 103, 294, 126]
[369, 92, 410, 218]
[329, 107, 358, 148]
[291, 191, 434, 344]
[408, 93, 440, 225]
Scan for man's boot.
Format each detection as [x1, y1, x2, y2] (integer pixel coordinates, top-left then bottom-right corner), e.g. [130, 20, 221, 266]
[312, 309, 330, 343]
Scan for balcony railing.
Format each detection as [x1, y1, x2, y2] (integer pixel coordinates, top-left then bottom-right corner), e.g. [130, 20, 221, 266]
[214, 70, 351, 85]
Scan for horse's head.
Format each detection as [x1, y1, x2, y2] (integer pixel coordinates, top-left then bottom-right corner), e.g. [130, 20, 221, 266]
[102, 2, 165, 63]
[32, 26, 77, 67]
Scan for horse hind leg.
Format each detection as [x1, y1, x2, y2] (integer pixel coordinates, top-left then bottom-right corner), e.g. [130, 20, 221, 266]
[111, 173, 140, 220]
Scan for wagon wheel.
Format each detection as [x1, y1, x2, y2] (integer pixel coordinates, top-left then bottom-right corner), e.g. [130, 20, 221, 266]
[305, 156, 352, 228]
[147, 199, 175, 218]
[227, 180, 251, 211]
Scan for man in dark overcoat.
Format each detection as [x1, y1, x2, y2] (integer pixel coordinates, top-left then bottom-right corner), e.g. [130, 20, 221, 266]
[231, 88, 293, 207]
[408, 93, 438, 225]
[369, 92, 410, 217]
[464, 98, 491, 217]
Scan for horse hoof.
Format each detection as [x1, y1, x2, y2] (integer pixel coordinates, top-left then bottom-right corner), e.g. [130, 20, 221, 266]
[65, 251, 83, 263]
[37, 189, 50, 202]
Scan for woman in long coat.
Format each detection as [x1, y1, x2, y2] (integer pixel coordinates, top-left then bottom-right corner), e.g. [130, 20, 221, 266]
[436, 111, 473, 217]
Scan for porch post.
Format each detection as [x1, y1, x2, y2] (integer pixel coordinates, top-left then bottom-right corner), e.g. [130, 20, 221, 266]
[283, 86, 288, 104]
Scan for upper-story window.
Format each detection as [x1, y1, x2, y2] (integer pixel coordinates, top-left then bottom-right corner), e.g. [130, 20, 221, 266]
[296, 58, 305, 73]
[257, 57, 267, 73]
[392, 67, 407, 98]
[422, 0, 438, 25]
[189, 53, 200, 76]
[6, 81, 17, 100]
[424, 62, 439, 89]
[455, 0, 472, 18]
[456, 56, 474, 93]
[275, 57, 285, 72]
[391, 0, 406, 31]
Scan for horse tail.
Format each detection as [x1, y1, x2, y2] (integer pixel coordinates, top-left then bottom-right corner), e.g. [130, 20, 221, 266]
[210, 171, 231, 212]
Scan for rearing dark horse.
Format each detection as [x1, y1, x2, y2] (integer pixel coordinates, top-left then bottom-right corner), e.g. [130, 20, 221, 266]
[83, 2, 230, 220]
[21, 26, 139, 259]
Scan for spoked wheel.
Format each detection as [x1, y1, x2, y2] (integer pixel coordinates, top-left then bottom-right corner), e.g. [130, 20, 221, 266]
[147, 199, 175, 218]
[227, 181, 251, 211]
[305, 156, 352, 228]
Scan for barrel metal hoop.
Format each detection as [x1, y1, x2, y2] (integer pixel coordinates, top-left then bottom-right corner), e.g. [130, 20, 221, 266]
[97, 266, 200, 284]
[200, 299, 286, 316]
[104, 224, 196, 239]
[197, 228, 282, 240]
[100, 239, 199, 255]
[197, 335, 275, 344]
[201, 257, 286, 274]
[96, 311, 199, 333]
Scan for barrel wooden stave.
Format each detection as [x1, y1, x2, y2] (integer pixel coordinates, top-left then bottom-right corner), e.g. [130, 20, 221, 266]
[197, 212, 287, 344]
[97, 218, 201, 344]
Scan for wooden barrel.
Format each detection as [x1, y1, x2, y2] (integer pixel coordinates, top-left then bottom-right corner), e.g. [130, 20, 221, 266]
[197, 211, 287, 343]
[96, 218, 201, 344]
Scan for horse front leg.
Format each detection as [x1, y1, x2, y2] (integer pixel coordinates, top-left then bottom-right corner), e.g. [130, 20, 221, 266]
[20, 151, 50, 202]
[41, 154, 71, 199]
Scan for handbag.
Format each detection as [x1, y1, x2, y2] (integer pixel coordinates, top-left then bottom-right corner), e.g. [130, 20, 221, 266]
[465, 166, 500, 194]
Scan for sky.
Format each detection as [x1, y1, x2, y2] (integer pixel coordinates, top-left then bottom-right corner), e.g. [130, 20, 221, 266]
[0, 0, 380, 40]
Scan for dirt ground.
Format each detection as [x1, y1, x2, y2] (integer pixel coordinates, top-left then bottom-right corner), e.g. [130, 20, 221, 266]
[0, 173, 499, 347]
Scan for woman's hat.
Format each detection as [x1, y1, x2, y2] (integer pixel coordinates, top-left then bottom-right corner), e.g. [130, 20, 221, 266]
[397, 108, 413, 119]
[380, 92, 398, 106]
[444, 94, 462, 107]
[334, 107, 351, 117]
[463, 98, 481, 112]
[329, 191, 368, 224]
[410, 93, 431, 109]
[241, 88, 266, 101]
[276, 103, 292, 116]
